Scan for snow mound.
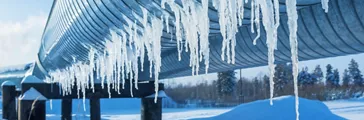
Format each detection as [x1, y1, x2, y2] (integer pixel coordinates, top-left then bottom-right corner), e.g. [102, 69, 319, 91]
[194, 96, 344, 120]
[146, 91, 167, 98]
[20, 87, 47, 100]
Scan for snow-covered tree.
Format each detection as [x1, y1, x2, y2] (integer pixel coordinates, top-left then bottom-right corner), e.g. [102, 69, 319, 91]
[326, 64, 334, 87]
[312, 65, 323, 83]
[348, 59, 364, 86]
[342, 69, 351, 87]
[298, 67, 314, 86]
[332, 69, 340, 87]
[217, 70, 236, 97]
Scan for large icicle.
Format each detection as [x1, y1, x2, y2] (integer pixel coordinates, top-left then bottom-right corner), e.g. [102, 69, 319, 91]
[286, 0, 300, 120]
[250, 0, 280, 106]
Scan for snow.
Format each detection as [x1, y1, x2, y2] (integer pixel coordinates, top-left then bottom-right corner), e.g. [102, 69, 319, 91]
[0, 95, 363, 120]
[21, 75, 44, 84]
[193, 96, 344, 120]
[44, 0, 334, 116]
[1, 81, 15, 86]
[145, 91, 167, 98]
[324, 98, 364, 120]
[19, 87, 47, 100]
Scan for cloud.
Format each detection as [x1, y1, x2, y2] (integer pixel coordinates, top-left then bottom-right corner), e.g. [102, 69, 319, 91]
[0, 13, 47, 67]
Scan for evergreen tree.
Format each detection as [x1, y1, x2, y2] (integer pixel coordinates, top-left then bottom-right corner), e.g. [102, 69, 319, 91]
[342, 69, 351, 87]
[217, 70, 236, 97]
[274, 63, 292, 92]
[326, 64, 334, 87]
[332, 69, 340, 87]
[348, 59, 364, 86]
[312, 65, 323, 83]
[298, 67, 314, 86]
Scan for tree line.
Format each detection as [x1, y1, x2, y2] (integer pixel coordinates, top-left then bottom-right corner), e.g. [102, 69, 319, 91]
[165, 59, 364, 106]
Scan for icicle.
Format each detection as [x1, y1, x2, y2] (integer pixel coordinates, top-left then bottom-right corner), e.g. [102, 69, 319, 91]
[251, 0, 255, 33]
[162, 0, 210, 75]
[89, 48, 95, 93]
[247, 0, 280, 106]
[212, 0, 242, 64]
[164, 13, 170, 33]
[151, 16, 163, 103]
[50, 99, 53, 110]
[46, 1, 336, 119]
[286, 0, 300, 119]
[321, 0, 329, 13]
[252, 0, 261, 45]
[133, 59, 139, 90]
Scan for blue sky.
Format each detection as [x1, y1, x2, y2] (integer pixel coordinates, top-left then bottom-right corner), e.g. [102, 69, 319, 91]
[1, 1, 364, 85]
[0, 0, 53, 67]
[0, 0, 53, 21]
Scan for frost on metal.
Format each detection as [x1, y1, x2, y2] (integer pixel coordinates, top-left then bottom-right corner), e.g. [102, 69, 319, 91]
[46, 0, 330, 118]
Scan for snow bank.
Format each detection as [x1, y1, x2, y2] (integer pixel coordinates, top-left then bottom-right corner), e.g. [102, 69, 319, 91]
[193, 96, 344, 120]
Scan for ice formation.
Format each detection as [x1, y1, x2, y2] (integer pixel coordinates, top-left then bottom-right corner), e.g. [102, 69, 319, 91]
[322, 0, 330, 13]
[212, 0, 242, 64]
[46, 0, 331, 119]
[161, 0, 210, 75]
[248, 0, 280, 106]
[286, 0, 300, 119]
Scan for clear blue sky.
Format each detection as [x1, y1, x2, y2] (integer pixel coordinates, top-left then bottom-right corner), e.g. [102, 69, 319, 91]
[0, 0, 53, 67]
[0, 0, 53, 21]
[1, 0, 364, 86]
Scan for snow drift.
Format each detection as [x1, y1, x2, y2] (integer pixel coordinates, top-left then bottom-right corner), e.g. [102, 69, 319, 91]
[193, 96, 344, 120]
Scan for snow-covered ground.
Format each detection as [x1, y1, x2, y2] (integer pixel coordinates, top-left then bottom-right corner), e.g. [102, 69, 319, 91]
[0, 96, 363, 120]
[324, 98, 364, 120]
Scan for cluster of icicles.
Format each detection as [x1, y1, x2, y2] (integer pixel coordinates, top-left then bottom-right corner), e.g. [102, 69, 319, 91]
[46, 0, 330, 119]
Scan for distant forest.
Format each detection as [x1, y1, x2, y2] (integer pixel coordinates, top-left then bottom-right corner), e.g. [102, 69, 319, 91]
[165, 59, 364, 107]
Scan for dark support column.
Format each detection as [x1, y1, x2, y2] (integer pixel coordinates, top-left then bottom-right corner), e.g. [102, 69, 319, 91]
[62, 99, 72, 120]
[90, 98, 101, 120]
[2, 81, 17, 120]
[18, 88, 47, 120]
[141, 98, 162, 120]
[18, 100, 46, 120]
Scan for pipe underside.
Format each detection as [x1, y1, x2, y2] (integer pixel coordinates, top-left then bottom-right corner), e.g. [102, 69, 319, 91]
[37, 0, 364, 80]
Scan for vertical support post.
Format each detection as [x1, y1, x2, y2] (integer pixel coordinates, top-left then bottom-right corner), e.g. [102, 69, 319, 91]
[141, 82, 164, 120]
[90, 98, 101, 120]
[62, 99, 72, 120]
[18, 88, 47, 120]
[141, 98, 162, 120]
[2, 81, 17, 120]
